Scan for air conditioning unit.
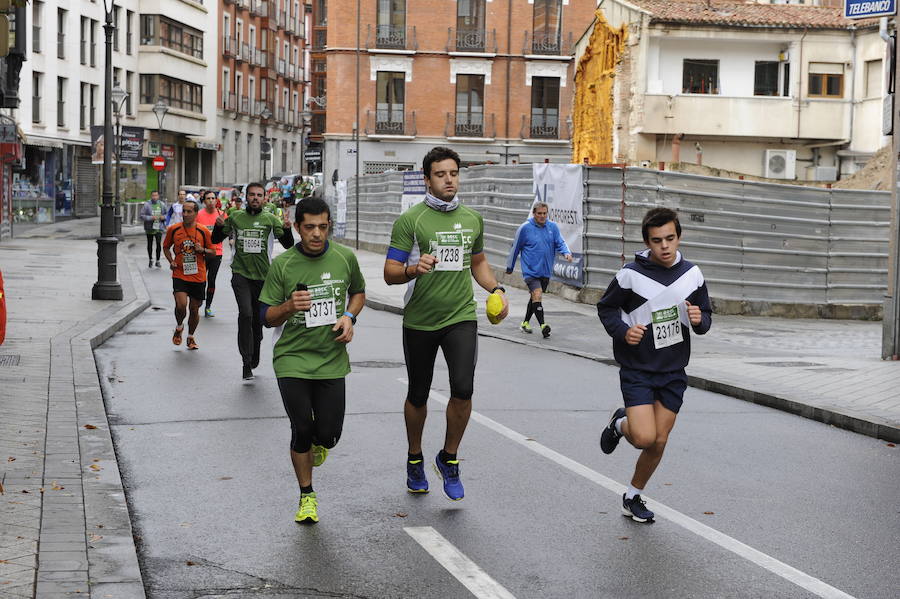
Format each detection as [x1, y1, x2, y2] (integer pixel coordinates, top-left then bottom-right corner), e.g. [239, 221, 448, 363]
[764, 149, 796, 180]
[813, 166, 838, 182]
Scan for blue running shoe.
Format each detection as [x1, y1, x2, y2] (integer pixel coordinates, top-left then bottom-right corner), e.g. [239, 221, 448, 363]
[622, 494, 654, 523]
[600, 407, 626, 454]
[433, 453, 464, 501]
[406, 458, 429, 494]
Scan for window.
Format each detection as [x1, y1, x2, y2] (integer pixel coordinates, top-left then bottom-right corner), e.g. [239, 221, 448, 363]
[808, 63, 843, 98]
[114, 68, 121, 89]
[783, 63, 791, 97]
[140, 15, 203, 59]
[457, 0, 486, 51]
[532, 0, 562, 54]
[376, 71, 405, 133]
[126, 10, 133, 54]
[754, 61, 779, 96]
[126, 71, 134, 115]
[315, 0, 327, 26]
[90, 19, 97, 67]
[32, 72, 42, 123]
[113, 6, 120, 51]
[80, 16, 88, 64]
[455, 74, 484, 136]
[90, 84, 97, 127]
[57, 8, 66, 59]
[57, 77, 66, 127]
[313, 59, 326, 73]
[865, 59, 883, 98]
[531, 76, 559, 138]
[140, 74, 204, 113]
[682, 59, 719, 94]
[80, 83, 87, 130]
[376, 0, 406, 49]
[33, 1, 42, 53]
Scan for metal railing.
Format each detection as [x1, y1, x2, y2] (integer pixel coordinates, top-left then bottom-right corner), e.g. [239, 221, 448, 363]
[223, 36, 237, 57]
[447, 27, 496, 53]
[521, 114, 570, 140]
[277, 106, 285, 122]
[223, 91, 236, 111]
[251, 0, 268, 17]
[524, 30, 573, 56]
[252, 47, 268, 67]
[313, 29, 327, 50]
[239, 95, 250, 114]
[446, 112, 495, 138]
[365, 109, 416, 136]
[367, 24, 417, 51]
[277, 58, 287, 76]
[240, 43, 251, 62]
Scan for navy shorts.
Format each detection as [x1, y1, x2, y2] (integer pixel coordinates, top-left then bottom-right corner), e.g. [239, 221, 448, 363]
[619, 367, 688, 414]
[524, 276, 549, 293]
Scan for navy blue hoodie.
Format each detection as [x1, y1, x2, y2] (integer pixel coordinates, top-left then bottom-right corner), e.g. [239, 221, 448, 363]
[597, 249, 712, 373]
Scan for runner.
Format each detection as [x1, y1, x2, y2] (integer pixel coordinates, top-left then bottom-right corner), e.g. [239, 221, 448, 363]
[196, 190, 227, 317]
[212, 182, 294, 380]
[166, 188, 187, 227]
[260, 197, 366, 524]
[163, 199, 214, 351]
[140, 190, 167, 268]
[505, 201, 573, 338]
[597, 207, 712, 523]
[384, 146, 508, 501]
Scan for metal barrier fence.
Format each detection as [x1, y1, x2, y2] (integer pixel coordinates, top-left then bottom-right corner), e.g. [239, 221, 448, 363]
[339, 165, 890, 315]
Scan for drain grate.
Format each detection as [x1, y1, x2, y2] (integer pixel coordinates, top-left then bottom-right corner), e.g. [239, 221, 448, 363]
[749, 361, 824, 368]
[0, 355, 21, 367]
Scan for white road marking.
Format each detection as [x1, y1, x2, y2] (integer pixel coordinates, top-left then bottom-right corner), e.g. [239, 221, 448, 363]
[404, 526, 517, 599]
[398, 378, 856, 599]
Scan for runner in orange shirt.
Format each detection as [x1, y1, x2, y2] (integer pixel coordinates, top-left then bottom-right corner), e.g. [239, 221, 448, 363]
[163, 199, 214, 350]
[196, 190, 228, 317]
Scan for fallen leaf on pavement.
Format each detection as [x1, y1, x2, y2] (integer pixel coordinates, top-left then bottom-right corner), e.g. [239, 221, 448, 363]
[89, 534, 103, 542]
[618, 537, 629, 541]
[84, 424, 98, 430]
[887, 443, 896, 447]
[703, 511, 715, 515]
[50, 482, 64, 490]
[186, 561, 196, 566]
[0, 481, 4, 494]
[394, 512, 408, 518]
[21, 489, 29, 494]
[89, 464, 101, 471]
[180, 522, 192, 527]
[7, 457, 15, 462]
[218, 476, 232, 481]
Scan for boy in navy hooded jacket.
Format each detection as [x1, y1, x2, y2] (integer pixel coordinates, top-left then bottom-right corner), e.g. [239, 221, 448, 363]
[597, 207, 712, 523]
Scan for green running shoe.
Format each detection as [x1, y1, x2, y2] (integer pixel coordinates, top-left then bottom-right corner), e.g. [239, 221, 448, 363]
[520, 321, 533, 334]
[312, 444, 328, 467]
[295, 492, 319, 524]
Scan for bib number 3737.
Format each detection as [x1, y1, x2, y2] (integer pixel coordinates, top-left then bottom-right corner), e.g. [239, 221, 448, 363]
[651, 306, 683, 350]
[305, 284, 337, 328]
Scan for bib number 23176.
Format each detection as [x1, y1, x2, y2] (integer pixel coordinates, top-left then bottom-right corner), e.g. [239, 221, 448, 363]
[651, 306, 683, 350]
[433, 231, 464, 271]
[305, 284, 337, 328]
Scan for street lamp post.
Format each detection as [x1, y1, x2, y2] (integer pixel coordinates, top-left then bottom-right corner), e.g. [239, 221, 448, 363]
[152, 100, 169, 197]
[111, 84, 128, 240]
[92, 1, 123, 300]
[260, 106, 273, 180]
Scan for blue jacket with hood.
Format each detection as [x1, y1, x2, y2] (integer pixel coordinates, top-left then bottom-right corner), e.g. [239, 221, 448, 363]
[505, 217, 571, 280]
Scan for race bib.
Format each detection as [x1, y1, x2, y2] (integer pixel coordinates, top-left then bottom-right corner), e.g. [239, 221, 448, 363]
[182, 253, 198, 275]
[241, 230, 263, 254]
[433, 232, 464, 271]
[652, 306, 683, 350]
[151, 220, 161, 231]
[305, 283, 337, 328]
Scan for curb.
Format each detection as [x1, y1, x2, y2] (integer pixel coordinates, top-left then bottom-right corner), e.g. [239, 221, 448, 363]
[364, 298, 900, 443]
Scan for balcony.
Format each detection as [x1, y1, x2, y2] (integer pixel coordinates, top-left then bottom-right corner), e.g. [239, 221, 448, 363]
[367, 24, 417, 51]
[240, 43, 252, 62]
[521, 114, 570, 140]
[277, 106, 285, 122]
[275, 10, 286, 29]
[288, 63, 301, 81]
[447, 27, 496, 54]
[313, 29, 326, 51]
[224, 0, 236, 4]
[223, 36, 237, 58]
[239, 95, 250, 114]
[277, 58, 287, 77]
[236, 0, 250, 9]
[253, 100, 274, 119]
[641, 94, 848, 140]
[251, 0, 268, 18]
[252, 48, 268, 68]
[446, 112, 495, 139]
[524, 30, 573, 56]
[223, 91, 237, 112]
[365, 109, 416, 137]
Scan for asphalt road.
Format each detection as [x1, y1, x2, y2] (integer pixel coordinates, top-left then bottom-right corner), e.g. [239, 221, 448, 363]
[93, 241, 900, 599]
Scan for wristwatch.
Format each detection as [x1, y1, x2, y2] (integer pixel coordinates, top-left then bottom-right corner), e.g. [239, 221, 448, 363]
[490, 285, 506, 294]
[343, 310, 357, 325]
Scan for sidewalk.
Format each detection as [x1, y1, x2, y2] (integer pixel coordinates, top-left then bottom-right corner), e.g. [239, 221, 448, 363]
[353, 248, 900, 443]
[1, 219, 148, 597]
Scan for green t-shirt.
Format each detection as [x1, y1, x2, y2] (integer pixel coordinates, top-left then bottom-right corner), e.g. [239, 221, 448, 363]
[221, 209, 286, 281]
[259, 242, 366, 379]
[388, 202, 484, 331]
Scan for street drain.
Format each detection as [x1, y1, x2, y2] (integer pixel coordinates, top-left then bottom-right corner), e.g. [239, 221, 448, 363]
[351, 361, 405, 369]
[0, 355, 21, 367]
[749, 361, 824, 368]
[124, 330, 155, 335]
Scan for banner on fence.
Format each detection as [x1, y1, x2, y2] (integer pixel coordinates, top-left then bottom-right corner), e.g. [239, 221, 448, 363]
[402, 170, 427, 212]
[335, 180, 347, 238]
[532, 163, 584, 287]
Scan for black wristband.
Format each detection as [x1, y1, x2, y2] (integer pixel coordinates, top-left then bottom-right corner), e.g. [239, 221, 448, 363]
[490, 285, 506, 294]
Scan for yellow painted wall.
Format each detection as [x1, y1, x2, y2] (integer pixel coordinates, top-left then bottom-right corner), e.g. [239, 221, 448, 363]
[572, 11, 627, 165]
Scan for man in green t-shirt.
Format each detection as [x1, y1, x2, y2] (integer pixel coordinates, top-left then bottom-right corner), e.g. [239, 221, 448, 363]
[211, 182, 294, 381]
[384, 146, 508, 501]
[260, 197, 366, 524]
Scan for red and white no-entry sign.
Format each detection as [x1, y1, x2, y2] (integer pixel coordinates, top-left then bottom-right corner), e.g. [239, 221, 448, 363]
[152, 156, 166, 171]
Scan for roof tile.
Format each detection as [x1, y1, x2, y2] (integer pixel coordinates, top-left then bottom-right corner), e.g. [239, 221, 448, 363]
[633, 0, 876, 29]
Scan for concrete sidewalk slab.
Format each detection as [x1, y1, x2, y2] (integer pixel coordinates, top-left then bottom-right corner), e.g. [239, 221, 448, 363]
[353, 246, 900, 443]
[1, 225, 148, 598]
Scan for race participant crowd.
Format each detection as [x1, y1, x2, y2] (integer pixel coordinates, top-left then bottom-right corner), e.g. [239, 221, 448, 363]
[140, 147, 712, 526]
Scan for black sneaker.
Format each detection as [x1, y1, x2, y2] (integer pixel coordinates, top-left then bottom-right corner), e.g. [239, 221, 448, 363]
[622, 494, 654, 523]
[600, 407, 626, 454]
[541, 324, 551, 338]
[242, 366, 254, 380]
[148, 259, 153, 268]
[155, 261, 161, 268]
[251, 345, 260, 370]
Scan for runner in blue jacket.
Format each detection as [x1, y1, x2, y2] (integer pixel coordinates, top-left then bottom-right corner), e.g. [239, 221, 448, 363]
[505, 202, 572, 338]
